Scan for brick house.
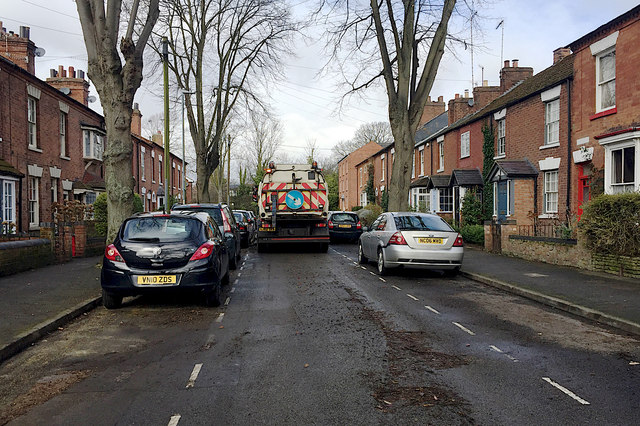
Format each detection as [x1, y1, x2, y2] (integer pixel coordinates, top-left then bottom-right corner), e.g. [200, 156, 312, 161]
[337, 141, 383, 210]
[0, 23, 187, 235]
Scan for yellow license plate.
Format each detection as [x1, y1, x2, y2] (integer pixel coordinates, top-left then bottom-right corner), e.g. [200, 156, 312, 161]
[260, 226, 275, 232]
[338, 224, 351, 228]
[137, 275, 176, 285]
[417, 237, 443, 244]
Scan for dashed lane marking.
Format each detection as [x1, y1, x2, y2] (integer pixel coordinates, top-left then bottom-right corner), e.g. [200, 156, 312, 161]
[490, 345, 519, 362]
[240, 266, 244, 270]
[391, 285, 402, 291]
[186, 363, 203, 388]
[168, 415, 181, 426]
[369, 271, 376, 276]
[407, 294, 419, 301]
[360, 266, 367, 270]
[452, 322, 476, 336]
[230, 287, 235, 293]
[215, 313, 225, 323]
[233, 279, 239, 285]
[237, 272, 242, 277]
[542, 377, 590, 405]
[379, 277, 386, 283]
[425, 305, 440, 314]
[224, 297, 231, 306]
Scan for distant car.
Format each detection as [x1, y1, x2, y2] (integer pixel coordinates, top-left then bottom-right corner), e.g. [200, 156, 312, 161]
[100, 211, 230, 309]
[358, 212, 464, 276]
[172, 203, 242, 269]
[328, 211, 362, 243]
[233, 210, 256, 248]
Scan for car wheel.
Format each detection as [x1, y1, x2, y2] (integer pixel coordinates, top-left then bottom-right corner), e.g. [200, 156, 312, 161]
[102, 289, 122, 309]
[358, 242, 368, 264]
[377, 249, 388, 276]
[204, 284, 222, 307]
[257, 242, 268, 253]
[320, 243, 329, 253]
[229, 249, 238, 269]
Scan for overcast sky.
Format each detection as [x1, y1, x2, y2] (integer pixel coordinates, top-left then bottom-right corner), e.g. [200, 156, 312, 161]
[1, 0, 638, 175]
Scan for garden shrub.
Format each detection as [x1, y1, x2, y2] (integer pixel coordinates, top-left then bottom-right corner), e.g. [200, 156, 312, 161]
[579, 192, 640, 257]
[357, 204, 383, 227]
[460, 224, 484, 245]
[352, 206, 363, 212]
[94, 192, 144, 237]
[460, 190, 483, 226]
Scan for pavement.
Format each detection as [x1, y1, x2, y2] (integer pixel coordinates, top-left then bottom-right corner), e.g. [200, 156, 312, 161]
[1, 248, 639, 364]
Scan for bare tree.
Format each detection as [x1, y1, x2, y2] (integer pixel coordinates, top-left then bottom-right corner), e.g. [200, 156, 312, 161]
[242, 114, 283, 183]
[76, 0, 160, 241]
[151, 0, 297, 202]
[319, 0, 460, 211]
[353, 121, 393, 146]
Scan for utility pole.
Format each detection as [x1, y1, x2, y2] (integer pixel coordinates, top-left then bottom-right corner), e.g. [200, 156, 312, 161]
[162, 36, 170, 212]
[227, 134, 231, 205]
[182, 91, 195, 202]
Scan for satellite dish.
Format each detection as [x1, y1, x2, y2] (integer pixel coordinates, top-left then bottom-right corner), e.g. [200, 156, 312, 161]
[60, 87, 71, 95]
[467, 98, 475, 107]
[88, 96, 97, 103]
[34, 47, 46, 57]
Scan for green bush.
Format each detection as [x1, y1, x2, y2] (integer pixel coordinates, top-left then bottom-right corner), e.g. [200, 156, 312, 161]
[352, 206, 363, 212]
[357, 204, 383, 227]
[579, 192, 640, 257]
[460, 190, 483, 226]
[93, 192, 144, 237]
[460, 224, 484, 245]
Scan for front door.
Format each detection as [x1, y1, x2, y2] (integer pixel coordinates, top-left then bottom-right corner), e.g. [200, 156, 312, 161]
[497, 181, 508, 223]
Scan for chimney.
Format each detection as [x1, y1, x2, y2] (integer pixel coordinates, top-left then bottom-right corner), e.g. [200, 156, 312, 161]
[500, 59, 533, 93]
[418, 95, 446, 126]
[0, 24, 37, 74]
[46, 65, 91, 106]
[448, 94, 473, 125]
[131, 103, 143, 136]
[553, 47, 572, 64]
[152, 131, 163, 146]
[473, 83, 501, 110]
[464, 89, 470, 98]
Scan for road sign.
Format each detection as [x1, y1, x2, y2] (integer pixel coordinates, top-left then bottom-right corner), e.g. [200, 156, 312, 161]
[285, 190, 304, 209]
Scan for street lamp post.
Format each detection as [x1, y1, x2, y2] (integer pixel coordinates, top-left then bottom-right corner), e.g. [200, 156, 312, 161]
[182, 91, 195, 202]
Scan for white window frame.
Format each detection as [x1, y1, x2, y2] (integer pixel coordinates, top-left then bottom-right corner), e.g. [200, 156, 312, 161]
[29, 177, 40, 229]
[544, 170, 559, 214]
[437, 188, 453, 213]
[596, 48, 616, 113]
[411, 152, 416, 178]
[140, 147, 146, 181]
[497, 119, 506, 157]
[59, 111, 67, 158]
[83, 129, 104, 160]
[438, 141, 444, 172]
[460, 131, 470, 158]
[28, 97, 38, 149]
[419, 148, 425, 176]
[51, 178, 58, 203]
[544, 99, 560, 147]
[381, 154, 385, 182]
[2, 180, 17, 229]
[600, 131, 640, 194]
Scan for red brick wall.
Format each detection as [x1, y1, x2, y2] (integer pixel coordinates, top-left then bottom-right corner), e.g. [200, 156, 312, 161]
[338, 141, 383, 210]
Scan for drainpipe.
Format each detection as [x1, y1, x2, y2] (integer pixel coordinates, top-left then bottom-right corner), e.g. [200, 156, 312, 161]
[566, 78, 573, 222]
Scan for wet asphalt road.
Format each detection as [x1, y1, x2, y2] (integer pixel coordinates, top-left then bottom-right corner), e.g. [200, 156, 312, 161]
[1, 243, 639, 425]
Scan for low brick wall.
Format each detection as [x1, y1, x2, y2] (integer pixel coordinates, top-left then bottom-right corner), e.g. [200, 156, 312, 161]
[0, 239, 54, 276]
[504, 236, 593, 270]
[592, 253, 640, 278]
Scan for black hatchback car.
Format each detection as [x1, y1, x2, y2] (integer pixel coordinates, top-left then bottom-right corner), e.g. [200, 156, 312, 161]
[172, 203, 242, 269]
[101, 211, 229, 309]
[328, 211, 363, 243]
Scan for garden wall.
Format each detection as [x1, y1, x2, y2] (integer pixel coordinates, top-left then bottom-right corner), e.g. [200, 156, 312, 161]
[0, 239, 54, 276]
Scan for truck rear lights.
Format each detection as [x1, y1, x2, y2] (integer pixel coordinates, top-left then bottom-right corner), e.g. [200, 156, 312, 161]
[190, 241, 215, 261]
[388, 232, 407, 245]
[105, 244, 124, 262]
[453, 234, 464, 247]
[315, 222, 327, 228]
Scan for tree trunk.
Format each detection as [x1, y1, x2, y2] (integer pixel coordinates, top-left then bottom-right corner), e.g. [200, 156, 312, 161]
[388, 110, 418, 212]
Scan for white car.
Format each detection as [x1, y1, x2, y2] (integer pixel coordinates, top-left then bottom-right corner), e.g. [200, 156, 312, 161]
[358, 212, 464, 275]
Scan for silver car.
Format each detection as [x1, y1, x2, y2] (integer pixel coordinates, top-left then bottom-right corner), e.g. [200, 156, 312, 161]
[358, 212, 464, 276]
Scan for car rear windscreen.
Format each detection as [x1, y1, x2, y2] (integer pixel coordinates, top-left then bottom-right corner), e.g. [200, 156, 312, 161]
[394, 215, 453, 232]
[123, 217, 200, 242]
[173, 207, 223, 226]
[331, 213, 357, 223]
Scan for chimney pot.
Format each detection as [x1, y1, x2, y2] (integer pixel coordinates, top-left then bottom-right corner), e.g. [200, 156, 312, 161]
[512, 59, 519, 67]
[504, 60, 510, 68]
[50, 69, 56, 78]
[464, 89, 469, 98]
[483, 80, 488, 87]
[78, 70, 85, 79]
[438, 95, 443, 102]
[134, 102, 139, 110]
[69, 66, 75, 78]
[428, 96, 432, 102]
[455, 93, 460, 99]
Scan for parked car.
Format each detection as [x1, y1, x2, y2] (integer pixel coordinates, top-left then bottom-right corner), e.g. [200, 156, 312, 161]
[100, 211, 230, 309]
[358, 212, 464, 276]
[328, 211, 362, 243]
[233, 210, 256, 248]
[172, 203, 242, 269]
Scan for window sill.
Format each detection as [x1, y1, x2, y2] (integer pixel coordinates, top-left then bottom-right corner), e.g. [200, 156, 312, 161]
[60, 156, 71, 161]
[538, 213, 559, 219]
[539, 143, 560, 150]
[437, 168, 444, 173]
[152, 180, 156, 184]
[29, 224, 40, 231]
[28, 146, 42, 153]
[589, 107, 616, 121]
[493, 155, 505, 160]
[460, 155, 470, 159]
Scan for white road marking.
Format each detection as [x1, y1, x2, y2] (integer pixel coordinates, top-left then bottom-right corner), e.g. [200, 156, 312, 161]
[391, 285, 402, 291]
[452, 322, 476, 336]
[524, 272, 548, 278]
[230, 287, 235, 293]
[353, 262, 358, 265]
[240, 266, 244, 270]
[369, 271, 376, 276]
[215, 313, 225, 323]
[168, 415, 181, 426]
[425, 305, 440, 314]
[360, 266, 367, 270]
[233, 279, 238, 285]
[379, 277, 386, 283]
[407, 294, 419, 301]
[490, 345, 519, 362]
[224, 297, 231, 306]
[237, 272, 242, 277]
[186, 363, 203, 388]
[542, 377, 590, 405]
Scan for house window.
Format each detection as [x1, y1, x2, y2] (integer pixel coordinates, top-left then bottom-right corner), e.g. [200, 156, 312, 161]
[2, 180, 16, 227]
[461, 131, 470, 158]
[544, 99, 560, 146]
[152, 151, 156, 183]
[159, 155, 163, 183]
[60, 112, 67, 158]
[28, 97, 38, 149]
[611, 146, 635, 193]
[497, 119, 505, 156]
[85, 191, 97, 205]
[29, 177, 40, 228]
[417, 188, 429, 212]
[140, 147, 146, 181]
[419, 149, 424, 176]
[359, 167, 363, 187]
[438, 141, 444, 171]
[438, 188, 453, 212]
[381, 155, 385, 182]
[83, 130, 104, 160]
[172, 162, 176, 188]
[411, 153, 416, 178]
[596, 49, 615, 112]
[51, 178, 58, 203]
[544, 171, 559, 214]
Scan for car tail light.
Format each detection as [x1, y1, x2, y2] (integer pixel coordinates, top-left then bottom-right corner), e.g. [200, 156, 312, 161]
[223, 217, 232, 233]
[190, 241, 215, 261]
[239, 225, 246, 231]
[328, 220, 334, 229]
[315, 222, 327, 228]
[356, 221, 362, 229]
[388, 232, 407, 245]
[105, 244, 124, 262]
[453, 234, 464, 247]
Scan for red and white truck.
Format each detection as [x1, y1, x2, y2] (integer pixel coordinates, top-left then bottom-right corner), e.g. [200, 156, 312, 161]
[256, 162, 330, 252]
